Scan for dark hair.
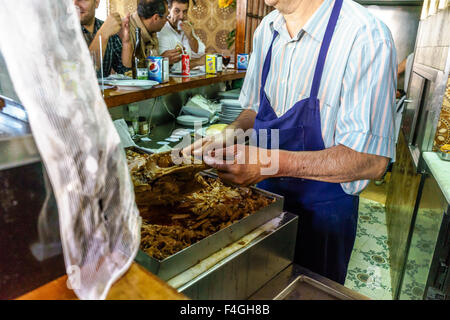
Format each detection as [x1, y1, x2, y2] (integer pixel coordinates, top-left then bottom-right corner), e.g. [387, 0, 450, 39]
[167, 0, 189, 8]
[137, 0, 167, 19]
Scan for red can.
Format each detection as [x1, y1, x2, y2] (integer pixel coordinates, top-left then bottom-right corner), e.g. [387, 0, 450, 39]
[181, 54, 190, 76]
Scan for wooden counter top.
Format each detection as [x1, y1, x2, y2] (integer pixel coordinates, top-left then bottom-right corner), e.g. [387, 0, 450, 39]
[104, 69, 246, 108]
[16, 262, 187, 300]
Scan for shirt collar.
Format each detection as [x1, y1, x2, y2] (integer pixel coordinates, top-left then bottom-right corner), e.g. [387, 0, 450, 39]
[269, 0, 334, 42]
[82, 18, 102, 35]
[164, 21, 180, 35]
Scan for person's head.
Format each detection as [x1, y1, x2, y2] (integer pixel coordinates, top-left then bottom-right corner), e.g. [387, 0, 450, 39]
[167, 0, 189, 28]
[138, 0, 169, 33]
[74, 0, 99, 26]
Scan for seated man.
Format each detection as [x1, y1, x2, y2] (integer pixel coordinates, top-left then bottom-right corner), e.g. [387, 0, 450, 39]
[130, 0, 182, 66]
[157, 0, 206, 72]
[74, 0, 132, 77]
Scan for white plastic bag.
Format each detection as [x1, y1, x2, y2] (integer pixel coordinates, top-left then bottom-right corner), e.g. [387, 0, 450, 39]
[0, 0, 141, 300]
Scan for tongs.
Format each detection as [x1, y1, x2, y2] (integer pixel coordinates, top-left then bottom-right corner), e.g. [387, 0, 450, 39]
[144, 150, 209, 182]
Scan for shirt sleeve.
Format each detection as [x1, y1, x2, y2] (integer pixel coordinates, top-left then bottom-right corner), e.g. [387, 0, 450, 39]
[110, 34, 130, 75]
[335, 38, 397, 160]
[238, 25, 263, 112]
[157, 28, 175, 55]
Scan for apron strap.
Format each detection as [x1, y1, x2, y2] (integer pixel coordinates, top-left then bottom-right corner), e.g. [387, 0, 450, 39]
[260, 30, 279, 95]
[310, 0, 343, 99]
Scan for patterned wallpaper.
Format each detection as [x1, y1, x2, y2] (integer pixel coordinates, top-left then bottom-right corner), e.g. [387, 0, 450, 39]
[107, 0, 236, 58]
[433, 75, 450, 150]
[108, 0, 138, 18]
[188, 0, 236, 58]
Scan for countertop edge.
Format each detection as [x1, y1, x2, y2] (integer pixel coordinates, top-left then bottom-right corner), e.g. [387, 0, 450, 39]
[423, 151, 450, 204]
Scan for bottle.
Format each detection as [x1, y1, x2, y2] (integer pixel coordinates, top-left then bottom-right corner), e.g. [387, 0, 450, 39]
[132, 28, 147, 80]
[127, 104, 139, 134]
[138, 116, 149, 135]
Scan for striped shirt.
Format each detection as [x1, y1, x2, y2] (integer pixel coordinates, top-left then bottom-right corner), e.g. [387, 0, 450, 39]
[239, 0, 397, 195]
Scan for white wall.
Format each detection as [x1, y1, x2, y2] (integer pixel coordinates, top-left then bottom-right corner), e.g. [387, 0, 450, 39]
[96, 0, 107, 21]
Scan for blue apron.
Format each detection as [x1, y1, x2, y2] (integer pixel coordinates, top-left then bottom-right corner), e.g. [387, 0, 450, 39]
[253, 0, 359, 284]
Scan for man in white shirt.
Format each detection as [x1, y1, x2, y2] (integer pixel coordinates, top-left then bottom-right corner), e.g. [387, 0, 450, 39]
[157, 0, 206, 72]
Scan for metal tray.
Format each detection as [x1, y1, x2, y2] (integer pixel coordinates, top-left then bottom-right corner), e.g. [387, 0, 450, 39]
[438, 151, 450, 161]
[274, 275, 354, 300]
[134, 170, 285, 281]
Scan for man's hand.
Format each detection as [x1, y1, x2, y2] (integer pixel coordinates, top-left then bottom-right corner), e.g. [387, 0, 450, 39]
[179, 21, 193, 38]
[203, 144, 270, 186]
[179, 21, 199, 54]
[118, 13, 131, 44]
[99, 13, 122, 39]
[182, 125, 239, 160]
[161, 48, 183, 65]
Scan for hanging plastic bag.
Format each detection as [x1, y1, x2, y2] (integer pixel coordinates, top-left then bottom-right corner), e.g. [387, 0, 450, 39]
[0, 0, 141, 300]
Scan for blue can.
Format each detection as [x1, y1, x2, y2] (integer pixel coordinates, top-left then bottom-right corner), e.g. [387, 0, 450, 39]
[147, 56, 164, 83]
[237, 53, 249, 70]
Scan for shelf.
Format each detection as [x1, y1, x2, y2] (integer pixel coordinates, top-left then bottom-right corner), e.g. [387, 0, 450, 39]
[103, 69, 246, 108]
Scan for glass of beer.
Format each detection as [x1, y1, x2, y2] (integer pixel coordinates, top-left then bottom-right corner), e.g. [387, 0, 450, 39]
[222, 55, 231, 71]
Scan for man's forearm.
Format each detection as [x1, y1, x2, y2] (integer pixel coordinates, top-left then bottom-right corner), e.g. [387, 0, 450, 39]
[275, 144, 389, 183]
[121, 41, 132, 68]
[187, 35, 199, 54]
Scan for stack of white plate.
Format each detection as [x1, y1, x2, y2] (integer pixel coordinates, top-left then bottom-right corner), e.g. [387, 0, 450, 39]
[176, 115, 209, 127]
[217, 88, 241, 99]
[218, 99, 243, 124]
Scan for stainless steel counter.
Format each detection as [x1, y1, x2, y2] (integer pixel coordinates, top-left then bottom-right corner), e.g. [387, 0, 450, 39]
[249, 263, 371, 300]
[177, 212, 298, 300]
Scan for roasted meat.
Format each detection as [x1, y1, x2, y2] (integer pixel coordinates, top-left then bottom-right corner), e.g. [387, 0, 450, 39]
[126, 149, 208, 205]
[126, 148, 275, 260]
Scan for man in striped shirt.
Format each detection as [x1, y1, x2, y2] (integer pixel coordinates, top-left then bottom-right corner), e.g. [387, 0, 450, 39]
[187, 0, 396, 283]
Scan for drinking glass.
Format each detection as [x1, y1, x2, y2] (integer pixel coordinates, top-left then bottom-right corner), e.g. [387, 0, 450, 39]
[222, 55, 231, 71]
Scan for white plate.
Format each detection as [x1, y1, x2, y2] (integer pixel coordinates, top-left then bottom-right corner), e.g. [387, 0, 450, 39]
[176, 115, 209, 127]
[219, 112, 238, 117]
[181, 105, 214, 118]
[98, 84, 115, 90]
[222, 109, 242, 114]
[103, 74, 132, 81]
[222, 108, 242, 114]
[220, 99, 241, 107]
[222, 104, 242, 110]
[102, 80, 158, 90]
[218, 89, 241, 99]
[170, 69, 205, 77]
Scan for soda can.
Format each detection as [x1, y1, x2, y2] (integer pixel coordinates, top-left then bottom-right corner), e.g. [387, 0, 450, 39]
[181, 54, 190, 76]
[205, 54, 217, 74]
[237, 53, 249, 70]
[147, 56, 164, 83]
